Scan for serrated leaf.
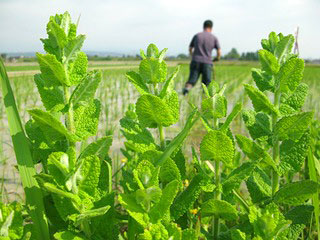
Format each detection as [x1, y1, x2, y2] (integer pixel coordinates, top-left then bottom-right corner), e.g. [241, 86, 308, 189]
[68, 52, 88, 86]
[149, 180, 179, 222]
[136, 94, 176, 128]
[37, 53, 67, 86]
[139, 59, 167, 83]
[220, 101, 242, 132]
[171, 174, 209, 220]
[74, 99, 101, 140]
[200, 130, 234, 166]
[273, 180, 319, 205]
[285, 205, 313, 225]
[236, 135, 273, 165]
[277, 58, 304, 93]
[222, 162, 257, 194]
[279, 131, 310, 174]
[274, 35, 294, 63]
[34, 74, 65, 112]
[280, 83, 308, 115]
[78, 155, 101, 196]
[118, 193, 148, 227]
[159, 65, 180, 98]
[163, 91, 180, 124]
[71, 71, 101, 107]
[201, 94, 227, 119]
[159, 157, 181, 186]
[274, 112, 313, 141]
[231, 229, 246, 240]
[79, 136, 113, 160]
[74, 205, 110, 226]
[201, 199, 237, 220]
[244, 84, 278, 115]
[246, 167, 272, 203]
[242, 110, 272, 141]
[126, 71, 149, 94]
[28, 109, 79, 142]
[64, 34, 85, 63]
[258, 49, 280, 75]
[251, 68, 274, 92]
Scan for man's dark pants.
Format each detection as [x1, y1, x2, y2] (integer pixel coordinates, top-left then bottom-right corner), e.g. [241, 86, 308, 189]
[187, 61, 213, 86]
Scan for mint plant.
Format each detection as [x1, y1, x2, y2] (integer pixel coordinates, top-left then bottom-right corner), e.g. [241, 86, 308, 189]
[24, 12, 117, 239]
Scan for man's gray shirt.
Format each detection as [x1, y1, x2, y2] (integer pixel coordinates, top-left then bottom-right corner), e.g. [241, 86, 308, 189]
[190, 31, 220, 64]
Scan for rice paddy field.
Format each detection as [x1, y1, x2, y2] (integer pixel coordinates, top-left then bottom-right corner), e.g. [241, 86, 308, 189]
[1, 60, 319, 202]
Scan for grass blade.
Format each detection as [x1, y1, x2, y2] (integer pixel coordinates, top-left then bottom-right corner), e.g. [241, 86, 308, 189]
[0, 58, 50, 239]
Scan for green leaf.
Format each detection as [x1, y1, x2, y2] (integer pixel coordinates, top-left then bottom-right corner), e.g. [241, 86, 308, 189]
[68, 52, 88, 86]
[159, 65, 180, 98]
[136, 94, 176, 128]
[74, 99, 101, 140]
[246, 167, 272, 203]
[201, 94, 227, 119]
[158, 48, 168, 62]
[222, 162, 257, 194]
[139, 59, 167, 83]
[149, 180, 180, 222]
[171, 174, 209, 220]
[201, 199, 237, 220]
[54, 231, 85, 240]
[181, 229, 197, 240]
[200, 130, 234, 166]
[251, 68, 274, 92]
[36, 53, 68, 86]
[133, 160, 159, 189]
[155, 109, 199, 166]
[0, 202, 23, 239]
[42, 182, 80, 203]
[146, 44, 159, 58]
[163, 91, 180, 124]
[79, 136, 113, 160]
[279, 131, 310, 174]
[285, 205, 313, 225]
[273, 180, 319, 205]
[28, 109, 79, 142]
[118, 193, 148, 227]
[78, 155, 101, 196]
[220, 101, 242, 132]
[280, 83, 308, 114]
[274, 35, 294, 63]
[274, 112, 313, 141]
[74, 205, 110, 226]
[258, 49, 280, 75]
[71, 70, 101, 107]
[34, 74, 65, 112]
[64, 34, 86, 63]
[159, 158, 181, 186]
[277, 58, 304, 93]
[231, 229, 246, 240]
[236, 135, 273, 164]
[268, 32, 279, 53]
[244, 84, 278, 116]
[126, 71, 149, 94]
[242, 110, 272, 141]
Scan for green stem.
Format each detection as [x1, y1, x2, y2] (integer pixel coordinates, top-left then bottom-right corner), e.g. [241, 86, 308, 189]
[272, 87, 281, 195]
[158, 125, 165, 149]
[232, 189, 250, 213]
[213, 159, 221, 239]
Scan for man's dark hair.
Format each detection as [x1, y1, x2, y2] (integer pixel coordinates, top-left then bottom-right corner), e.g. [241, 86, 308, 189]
[203, 20, 213, 29]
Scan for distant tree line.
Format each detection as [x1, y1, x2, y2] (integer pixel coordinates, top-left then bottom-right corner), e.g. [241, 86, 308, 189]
[221, 48, 259, 61]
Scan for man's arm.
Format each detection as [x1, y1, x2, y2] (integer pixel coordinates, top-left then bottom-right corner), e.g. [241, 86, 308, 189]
[189, 47, 193, 57]
[216, 48, 221, 60]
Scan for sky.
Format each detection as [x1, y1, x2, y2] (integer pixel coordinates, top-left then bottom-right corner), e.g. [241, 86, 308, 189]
[0, 0, 319, 59]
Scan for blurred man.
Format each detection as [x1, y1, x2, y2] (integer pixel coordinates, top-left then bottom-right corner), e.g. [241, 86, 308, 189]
[183, 20, 221, 95]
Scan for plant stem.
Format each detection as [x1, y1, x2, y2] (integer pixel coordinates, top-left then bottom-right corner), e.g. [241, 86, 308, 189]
[158, 125, 165, 149]
[272, 87, 281, 195]
[232, 189, 250, 213]
[213, 159, 221, 239]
